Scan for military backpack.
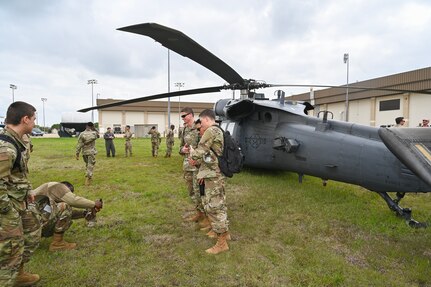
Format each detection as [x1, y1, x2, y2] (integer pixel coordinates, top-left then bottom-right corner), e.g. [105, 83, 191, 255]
[211, 125, 244, 178]
[0, 134, 24, 172]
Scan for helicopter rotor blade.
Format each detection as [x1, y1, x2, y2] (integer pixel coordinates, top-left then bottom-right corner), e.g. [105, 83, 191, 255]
[268, 84, 431, 95]
[118, 23, 245, 86]
[78, 86, 225, 113]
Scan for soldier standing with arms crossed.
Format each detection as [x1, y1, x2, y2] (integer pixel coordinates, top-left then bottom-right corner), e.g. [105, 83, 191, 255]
[76, 122, 99, 186]
[165, 124, 175, 158]
[179, 108, 208, 228]
[0, 101, 41, 286]
[189, 109, 230, 254]
[124, 125, 133, 157]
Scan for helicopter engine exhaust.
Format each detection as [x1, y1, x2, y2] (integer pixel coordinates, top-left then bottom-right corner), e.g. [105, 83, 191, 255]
[214, 98, 255, 121]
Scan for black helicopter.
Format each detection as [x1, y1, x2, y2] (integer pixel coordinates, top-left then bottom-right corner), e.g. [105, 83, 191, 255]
[79, 23, 431, 227]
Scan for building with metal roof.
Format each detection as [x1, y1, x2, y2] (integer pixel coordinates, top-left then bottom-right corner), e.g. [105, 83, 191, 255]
[290, 67, 431, 127]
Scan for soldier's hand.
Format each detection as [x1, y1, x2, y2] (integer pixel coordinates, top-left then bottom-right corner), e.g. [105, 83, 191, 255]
[181, 145, 189, 154]
[188, 158, 197, 166]
[94, 199, 103, 212]
[27, 191, 35, 204]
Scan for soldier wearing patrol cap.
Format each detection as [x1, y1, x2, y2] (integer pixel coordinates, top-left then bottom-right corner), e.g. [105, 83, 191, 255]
[189, 109, 230, 255]
[165, 124, 175, 158]
[0, 101, 40, 287]
[124, 125, 133, 157]
[148, 126, 161, 157]
[76, 122, 99, 185]
[179, 108, 208, 227]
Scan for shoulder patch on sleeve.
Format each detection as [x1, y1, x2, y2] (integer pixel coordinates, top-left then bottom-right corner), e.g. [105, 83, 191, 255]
[0, 152, 12, 178]
[0, 152, 9, 161]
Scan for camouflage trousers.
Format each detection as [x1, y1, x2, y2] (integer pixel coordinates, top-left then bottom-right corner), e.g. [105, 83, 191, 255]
[184, 170, 204, 212]
[125, 141, 132, 157]
[202, 177, 229, 234]
[151, 142, 159, 157]
[165, 142, 173, 157]
[0, 200, 41, 287]
[40, 203, 73, 238]
[83, 154, 96, 179]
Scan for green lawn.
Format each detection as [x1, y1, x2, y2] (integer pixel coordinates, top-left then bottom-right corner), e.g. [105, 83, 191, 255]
[27, 137, 431, 287]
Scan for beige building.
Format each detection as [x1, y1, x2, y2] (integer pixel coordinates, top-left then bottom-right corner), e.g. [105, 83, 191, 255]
[291, 67, 431, 127]
[96, 99, 213, 137]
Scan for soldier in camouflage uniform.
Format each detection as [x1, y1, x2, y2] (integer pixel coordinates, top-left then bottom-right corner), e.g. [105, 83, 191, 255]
[179, 108, 207, 226]
[33, 181, 103, 251]
[76, 122, 99, 186]
[148, 126, 161, 157]
[0, 101, 41, 287]
[189, 109, 230, 255]
[124, 125, 133, 157]
[165, 124, 175, 158]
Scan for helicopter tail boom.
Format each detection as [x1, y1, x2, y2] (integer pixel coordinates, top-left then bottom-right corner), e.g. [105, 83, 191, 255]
[379, 127, 431, 187]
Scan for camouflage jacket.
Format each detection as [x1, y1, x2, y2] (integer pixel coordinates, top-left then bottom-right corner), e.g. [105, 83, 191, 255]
[0, 127, 32, 212]
[34, 182, 95, 225]
[191, 125, 224, 179]
[148, 130, 161, 144]
[166, 129, 174, 145]
[179, 124, 200, 171]
[124, 131, 133, 141]
[34, 182, 95, 209]
[76, 129, 99, 156]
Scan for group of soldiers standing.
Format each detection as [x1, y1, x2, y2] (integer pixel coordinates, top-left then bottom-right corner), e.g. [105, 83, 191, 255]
[147, 125, 175, 158]
[0, 102, 230, 286]
[75, 124, 134, 185]
[75, 123, 175, 186]
[0, 102, 103, 286]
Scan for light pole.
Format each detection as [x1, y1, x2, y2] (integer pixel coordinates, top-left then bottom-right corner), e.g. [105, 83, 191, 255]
[167, 49, 171, 129]
[343, 53, 349, 122]
[174, 82, 185, 124]
[87, 79, 97, 122]
[10, 84, 17, 103]
[41, 98, 47, 132]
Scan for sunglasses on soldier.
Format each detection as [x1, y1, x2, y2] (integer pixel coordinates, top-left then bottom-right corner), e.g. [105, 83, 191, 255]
[181, 113, 191, 118]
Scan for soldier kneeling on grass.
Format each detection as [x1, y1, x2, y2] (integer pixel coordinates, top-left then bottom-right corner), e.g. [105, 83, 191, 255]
[32, 181, 103, 251]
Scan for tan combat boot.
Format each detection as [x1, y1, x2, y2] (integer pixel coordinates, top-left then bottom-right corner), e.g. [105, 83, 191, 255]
[198, 216, 211, 229]
[49, 232, 77, 251]
[14, 263, 40, 287]
[207, 230, 231, 240]
[205, 232, 230, 254]
[85, 177, 92, 186]
[185, 210, 204, 222]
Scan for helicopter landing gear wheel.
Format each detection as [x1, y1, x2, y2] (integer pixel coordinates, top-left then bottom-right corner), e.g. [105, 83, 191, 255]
[377, 192, 428, 228]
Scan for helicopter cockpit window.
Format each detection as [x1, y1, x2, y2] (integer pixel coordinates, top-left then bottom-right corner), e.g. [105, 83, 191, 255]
[226, 123, 235, 135]
[220, 122, 235, 135]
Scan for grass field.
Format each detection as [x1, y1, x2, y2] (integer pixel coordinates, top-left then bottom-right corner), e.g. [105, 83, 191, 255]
[27, 137, 431, 287]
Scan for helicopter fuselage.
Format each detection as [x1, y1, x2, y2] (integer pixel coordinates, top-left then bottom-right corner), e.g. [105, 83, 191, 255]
[219, 98, 431, 193]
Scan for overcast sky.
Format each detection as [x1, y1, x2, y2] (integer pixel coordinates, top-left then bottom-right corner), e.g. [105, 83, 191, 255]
[1, 0, 430, 126]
